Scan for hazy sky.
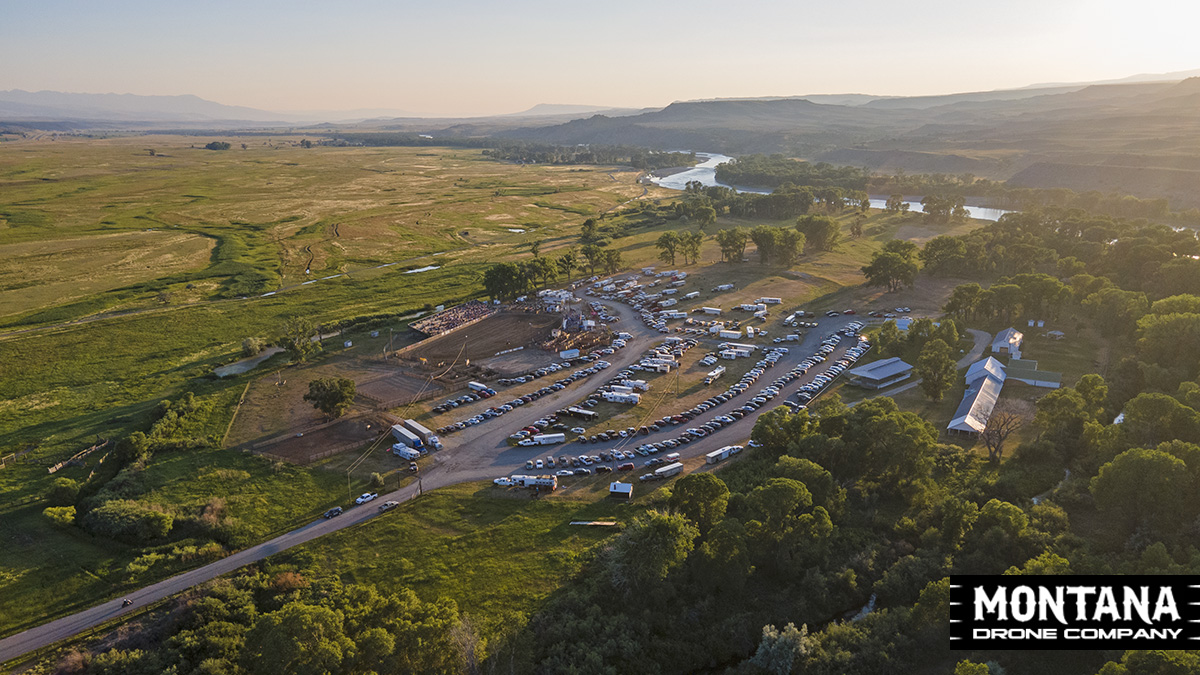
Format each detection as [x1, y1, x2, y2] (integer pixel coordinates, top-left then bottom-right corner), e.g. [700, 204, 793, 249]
[3, 0, 1199, 116]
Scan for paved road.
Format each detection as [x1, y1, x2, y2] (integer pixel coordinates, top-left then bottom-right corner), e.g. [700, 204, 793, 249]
[0, 301, 864, 663]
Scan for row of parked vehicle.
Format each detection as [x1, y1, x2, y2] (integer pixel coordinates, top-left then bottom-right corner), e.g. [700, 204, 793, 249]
[431, 387, 498, 414]
[435, 356, 618, 437]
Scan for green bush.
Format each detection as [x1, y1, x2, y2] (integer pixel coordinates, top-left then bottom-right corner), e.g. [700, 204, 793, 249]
[45, 477, 80, 506]
[43, 506, 76, 528]
[83, 500, 174, 544]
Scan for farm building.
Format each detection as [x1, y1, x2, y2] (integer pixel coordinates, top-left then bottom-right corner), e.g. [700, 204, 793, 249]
[1004, 358, 1062, 389]
[947, 357, 1007, 436]
[846, 357, 913, 389]
[992, 327, 1023, 357]
[609, 482, 633, 499]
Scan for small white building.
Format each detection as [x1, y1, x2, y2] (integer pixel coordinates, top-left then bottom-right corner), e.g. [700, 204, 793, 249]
[609, 481, 633, 499]
[992, 328, 1023, 357]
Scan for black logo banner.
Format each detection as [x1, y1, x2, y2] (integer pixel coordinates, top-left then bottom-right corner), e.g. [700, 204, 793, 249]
[950, 575, 1200, 649]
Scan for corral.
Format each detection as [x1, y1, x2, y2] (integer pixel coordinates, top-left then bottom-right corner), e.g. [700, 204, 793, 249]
[255, 414, 386, 464]
[357, 371, 447, 409]
[399, 310, 562, 365]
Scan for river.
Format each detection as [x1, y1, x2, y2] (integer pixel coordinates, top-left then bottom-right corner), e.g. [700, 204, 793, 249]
[648, 153, 1014, 222]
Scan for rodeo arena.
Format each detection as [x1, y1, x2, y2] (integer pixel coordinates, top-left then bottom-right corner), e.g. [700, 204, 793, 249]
[358, 291, 612, 408]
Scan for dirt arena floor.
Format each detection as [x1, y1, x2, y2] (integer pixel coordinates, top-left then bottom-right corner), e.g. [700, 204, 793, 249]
[357, 371, 445, 408]
[402, 311, 560, 364]
[259, 415, 385, 464]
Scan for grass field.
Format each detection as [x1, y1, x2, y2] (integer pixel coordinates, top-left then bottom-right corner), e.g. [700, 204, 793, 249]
[0, 134, 998, 643]
[271, 480, 651, 646]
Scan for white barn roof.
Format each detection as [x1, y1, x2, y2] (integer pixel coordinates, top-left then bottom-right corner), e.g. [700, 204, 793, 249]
[948, 373, 1006, 433]
[965, 356, 1006, 384]
[992, 327, 1023, 352]
[847, 357, 913, 381]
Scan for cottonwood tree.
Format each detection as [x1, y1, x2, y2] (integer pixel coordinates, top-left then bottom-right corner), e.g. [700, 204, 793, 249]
[916, 339, 956, 401]
[750, 225, 778, 264]
[281, 316, 321, 363]
[680, 230, 704, 264]
[303, 378, 356, 419]
[980, 404, 1024, 463]
[656, 231, 681, 265]
[862, 251, 918, 292]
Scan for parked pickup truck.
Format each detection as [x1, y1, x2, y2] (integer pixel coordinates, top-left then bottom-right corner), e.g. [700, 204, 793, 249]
[355, 492, 378, 505]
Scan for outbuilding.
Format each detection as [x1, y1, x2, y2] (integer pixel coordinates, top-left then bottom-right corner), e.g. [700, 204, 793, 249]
[846, 357, 913, 389]
[992, 327, 1024, 357]
[609, 481, 633, 499]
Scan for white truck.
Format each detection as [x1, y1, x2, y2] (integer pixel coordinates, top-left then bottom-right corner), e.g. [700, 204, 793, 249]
[655, 462, 684, 479]
[403, 419, 442, 451]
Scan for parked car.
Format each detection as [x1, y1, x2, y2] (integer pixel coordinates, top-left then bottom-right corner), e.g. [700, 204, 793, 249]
[323, 507, 343, 519]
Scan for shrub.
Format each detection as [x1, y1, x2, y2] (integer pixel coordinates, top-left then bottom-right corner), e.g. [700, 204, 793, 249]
[46, 477, 80, 506]
[83, 500, 173, 544]
[43, 506, 76, 528]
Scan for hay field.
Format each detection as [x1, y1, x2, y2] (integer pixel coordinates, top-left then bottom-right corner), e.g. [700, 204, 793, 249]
[0, 230, 214, 317]
[0, 135, 644, 324]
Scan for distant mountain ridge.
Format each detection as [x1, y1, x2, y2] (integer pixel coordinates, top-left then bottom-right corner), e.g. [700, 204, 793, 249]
[0, 89, 291, 123]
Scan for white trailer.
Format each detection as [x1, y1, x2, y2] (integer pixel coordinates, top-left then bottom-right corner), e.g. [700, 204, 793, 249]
[392, 444, 422, 460]
[467, 381, 488, 392]
[655, 462, 684, 479]
[620, 379, 650, 391]
[684, 291, 700, 299]
[659, 298, 678, 307]
[403, 419, 442, 450]
[706, 446, 736, 464]
[704, 366, 726, 384]
[391, 425, 424, 449]
[713, 284, 735, 292]
[746, 326, 756, 338]
[603, 391, 642, 404]
[610, 385, 634, 395]
[757, 297, 783, 305]
[786, 334, 801, 342]
[719, 342, 758, 352]
[701, 307, 722, 315]
[512, 475, 558, 490]
[718, 329, 741, 339]
[559, 348, 581, 359]
[670, 280, 686, 287]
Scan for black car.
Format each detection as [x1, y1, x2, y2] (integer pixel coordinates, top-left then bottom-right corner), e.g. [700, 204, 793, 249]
[323, 507, 343, 519]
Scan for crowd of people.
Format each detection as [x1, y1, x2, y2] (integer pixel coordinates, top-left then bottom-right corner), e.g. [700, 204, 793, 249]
[411, 300, 496, 336]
